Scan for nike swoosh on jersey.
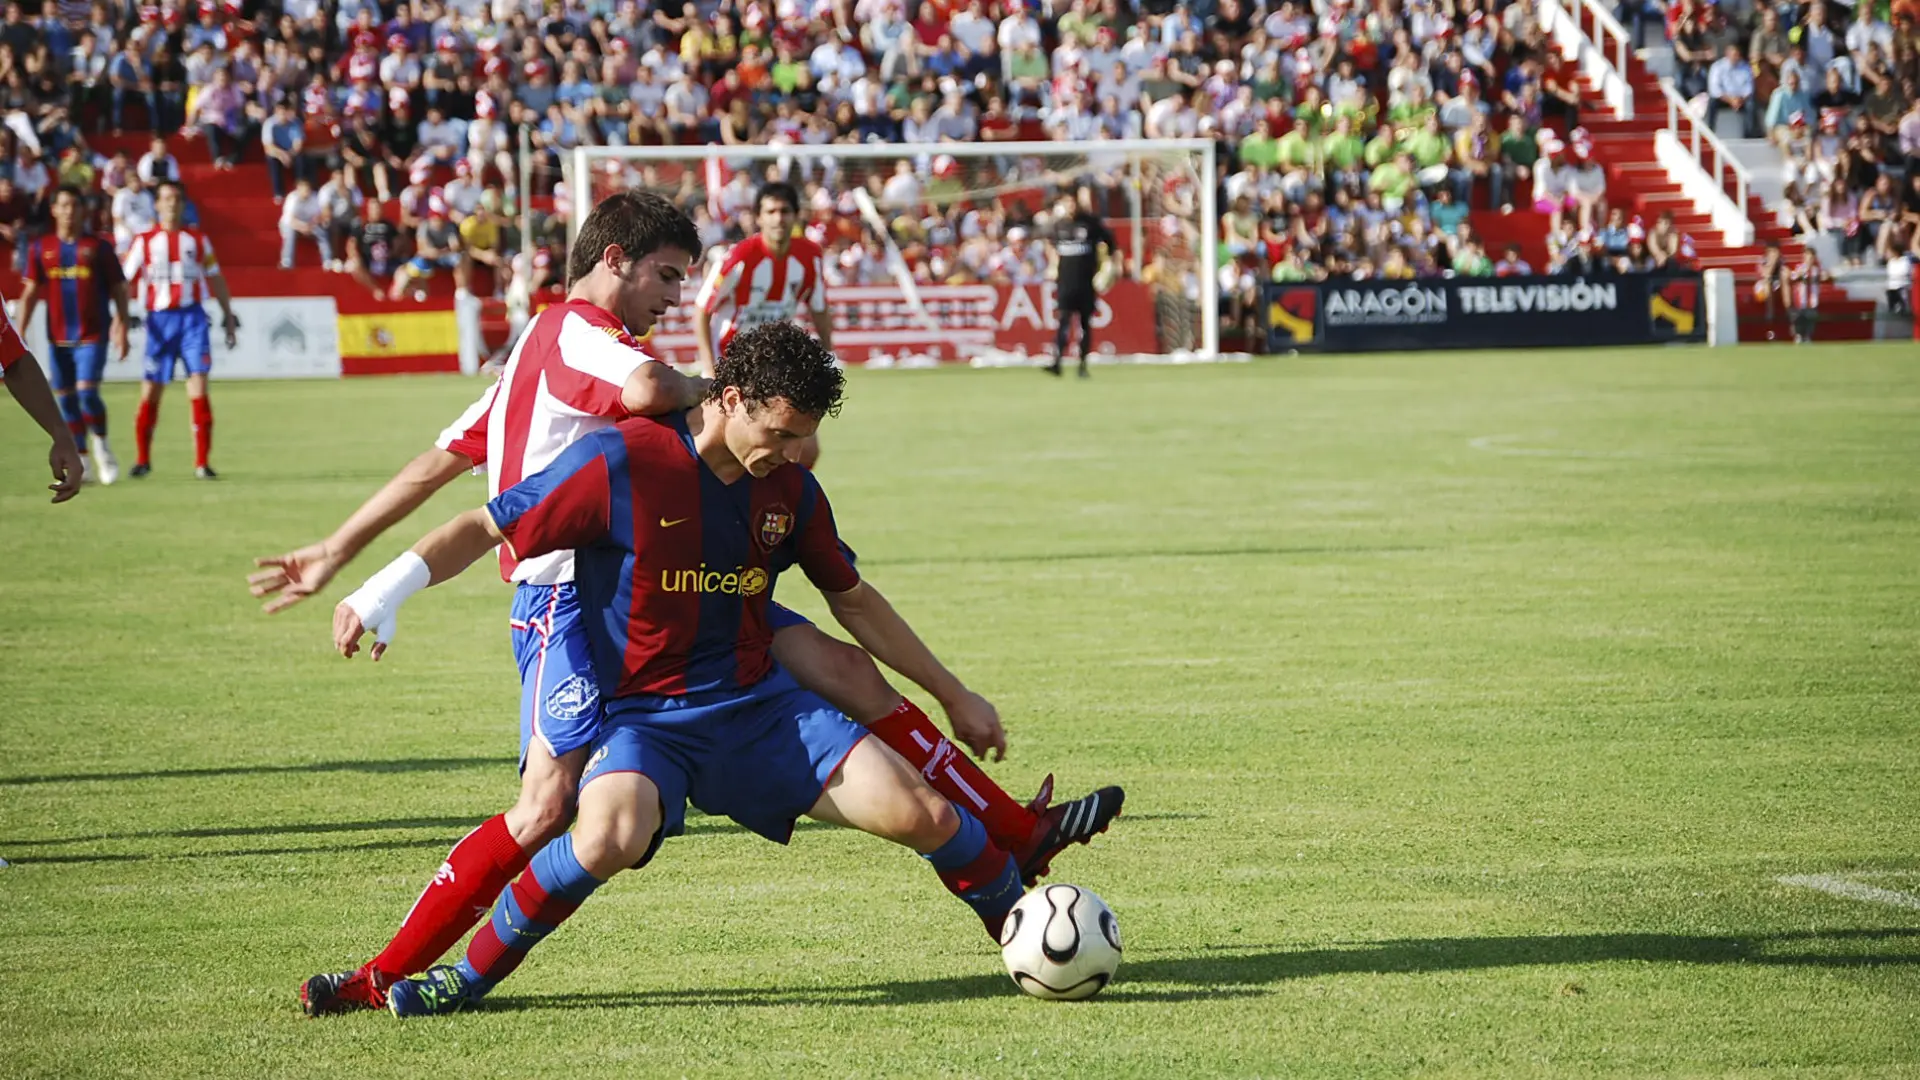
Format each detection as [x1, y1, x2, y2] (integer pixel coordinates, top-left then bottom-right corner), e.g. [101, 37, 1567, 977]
[660, 517, 690, 528]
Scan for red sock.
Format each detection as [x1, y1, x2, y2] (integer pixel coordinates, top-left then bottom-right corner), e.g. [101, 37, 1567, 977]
[66, 418, 87, 445]
[369, 814, 530, 979]
[134, 399, 157, 466]
[189, 395, 212, 468]
[868, 700, 1037, 851]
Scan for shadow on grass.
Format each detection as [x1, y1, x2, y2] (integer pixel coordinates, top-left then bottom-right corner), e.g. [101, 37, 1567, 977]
[0, 756, 506, 787]
[4, 803, 1186, 859]
[486, 928, 1920, 1011]
[0, 817, 850, 863]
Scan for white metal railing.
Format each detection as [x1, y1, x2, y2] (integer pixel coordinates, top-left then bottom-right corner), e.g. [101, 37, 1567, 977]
[1539, 0, 1636, 119]
[1574, 0, 1638, 113]
[1658, 77, 1755, 230]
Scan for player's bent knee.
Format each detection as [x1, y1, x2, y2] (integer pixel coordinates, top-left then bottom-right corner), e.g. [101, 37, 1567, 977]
[909, 789, 962, 852]
[573, 772, 664, 877]
[505, 785, 576, 848]
[823, 638, 894, 712]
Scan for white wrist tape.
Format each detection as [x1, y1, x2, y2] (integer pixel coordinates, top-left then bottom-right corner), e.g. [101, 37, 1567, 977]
[342, 551, 430, 645]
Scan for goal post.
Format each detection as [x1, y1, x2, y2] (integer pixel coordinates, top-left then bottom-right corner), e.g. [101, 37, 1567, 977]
[567, 138, 1222, 367]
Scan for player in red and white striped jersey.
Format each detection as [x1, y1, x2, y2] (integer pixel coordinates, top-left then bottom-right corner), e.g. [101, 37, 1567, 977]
[122, 182, 240, 479]
[431, 295, 678, 585]
[692, 181, 833, 379]
[0, 291, 86, 502]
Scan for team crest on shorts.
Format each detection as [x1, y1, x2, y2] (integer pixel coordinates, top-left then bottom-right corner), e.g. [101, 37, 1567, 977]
[758, 505, 794, 550]
[544, 673, 599, 722]
[584, 743, 609, 776]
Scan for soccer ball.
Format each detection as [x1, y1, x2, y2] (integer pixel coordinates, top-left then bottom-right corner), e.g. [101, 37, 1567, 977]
[999, 884, 1122, 1001]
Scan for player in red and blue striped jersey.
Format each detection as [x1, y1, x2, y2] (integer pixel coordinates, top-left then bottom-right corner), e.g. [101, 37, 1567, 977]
[15, 186, 131, 484]
[122, 181, 240, 479]
[333, 323, 1112, 1016]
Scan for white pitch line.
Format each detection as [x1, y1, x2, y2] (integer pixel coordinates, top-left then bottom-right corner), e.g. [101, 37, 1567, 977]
[1776, 874, 1920, 911]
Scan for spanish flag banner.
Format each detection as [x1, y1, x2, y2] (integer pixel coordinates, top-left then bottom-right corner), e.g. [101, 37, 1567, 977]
[336, 298, 460, 376]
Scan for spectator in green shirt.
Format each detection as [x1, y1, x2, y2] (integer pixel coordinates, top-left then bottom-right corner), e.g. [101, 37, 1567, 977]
[1387, 84, 1438, 133]
[1294, 85, 1331, 134]
[770, 43, 808, 95]
[1364, 125, 1400, 168]
[1271, 247, 1320, 282]
[1403, 115, 1453, 189]
[1452, 239, 1495, 276]
[1369, 151, 1418, 212]
[1274, 115, 1318, 199]
[1056, 0, 1104, 45]
[1321, 114, 1367, 189]
[1496, 114, 1540, 212]
[1238, 117, 1283, 169]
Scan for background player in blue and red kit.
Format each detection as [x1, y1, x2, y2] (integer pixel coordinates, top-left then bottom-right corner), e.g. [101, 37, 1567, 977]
[122, 181, 240, 479]
[332, 323, 1116, 1016]
[16, 186, 131, 484]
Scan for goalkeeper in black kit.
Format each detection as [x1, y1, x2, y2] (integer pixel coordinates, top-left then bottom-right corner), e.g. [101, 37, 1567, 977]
[1043, 186, 1117, 379]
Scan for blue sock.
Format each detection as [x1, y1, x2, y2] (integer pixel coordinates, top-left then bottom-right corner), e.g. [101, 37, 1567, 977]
[457, 833, 602, 997]
[924, 807, 1023, 938]
[77, 387, 107, 436]
[56, 391, 83, 427]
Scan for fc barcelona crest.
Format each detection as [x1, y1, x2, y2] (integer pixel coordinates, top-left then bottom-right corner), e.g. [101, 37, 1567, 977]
[759, 505, 794, 550]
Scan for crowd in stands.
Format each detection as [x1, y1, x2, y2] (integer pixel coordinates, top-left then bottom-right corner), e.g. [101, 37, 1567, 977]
[1660, 0, 1920, 291]
[0, 0, 1794, 334]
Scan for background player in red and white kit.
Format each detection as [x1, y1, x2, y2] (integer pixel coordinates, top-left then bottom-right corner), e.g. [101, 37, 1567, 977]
[15, 186, 131, 483]
[692, 181, 833, 379]
[123, 181, 240, 479]
[0, 292, 86, 503]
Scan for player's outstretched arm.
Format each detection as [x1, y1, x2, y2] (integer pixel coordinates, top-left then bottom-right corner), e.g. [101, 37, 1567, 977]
[207, 270, 240, 349]
[809, 306, 833, 352]
[109, 277, 132, 362]
[690, 305, 719, 379]
[4, 353, 85, 504]
[331, 506, 506, 660]
[251, 445, 474, 613]
[14, 278, 41, 337]
[822, 580, 1009, 761]
[620, 360, 709, 416]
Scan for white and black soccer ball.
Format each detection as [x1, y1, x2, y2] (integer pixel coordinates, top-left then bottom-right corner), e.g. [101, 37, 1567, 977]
[999, 884, 1122, 1001]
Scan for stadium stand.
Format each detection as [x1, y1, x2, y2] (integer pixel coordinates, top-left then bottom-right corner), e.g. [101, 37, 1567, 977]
[1604, 0, 1916, 339]
[0, 0, 1909, 351]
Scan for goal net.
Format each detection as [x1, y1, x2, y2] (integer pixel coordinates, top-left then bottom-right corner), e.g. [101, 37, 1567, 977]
[569, 139, 1221, 368]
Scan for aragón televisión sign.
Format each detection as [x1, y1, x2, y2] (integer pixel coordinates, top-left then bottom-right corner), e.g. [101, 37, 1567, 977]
[1267, 274, 1704, 353]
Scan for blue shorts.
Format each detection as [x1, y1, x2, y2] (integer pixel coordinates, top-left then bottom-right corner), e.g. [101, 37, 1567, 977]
[409, 253, 461, 275]
[511, 582, 603, 766]
[580, 666, 868, 861]
[48, 342, 106, 390]
[142, 307, 212, 384]
[769, 601, 812, 632]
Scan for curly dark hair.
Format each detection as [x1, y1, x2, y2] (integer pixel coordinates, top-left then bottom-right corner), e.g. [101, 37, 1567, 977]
[567, 190, 703, 289]
[709, 322, 844, 419]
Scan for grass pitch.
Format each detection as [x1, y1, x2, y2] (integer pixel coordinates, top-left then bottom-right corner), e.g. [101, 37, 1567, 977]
[1, 345, 1916, 1078]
